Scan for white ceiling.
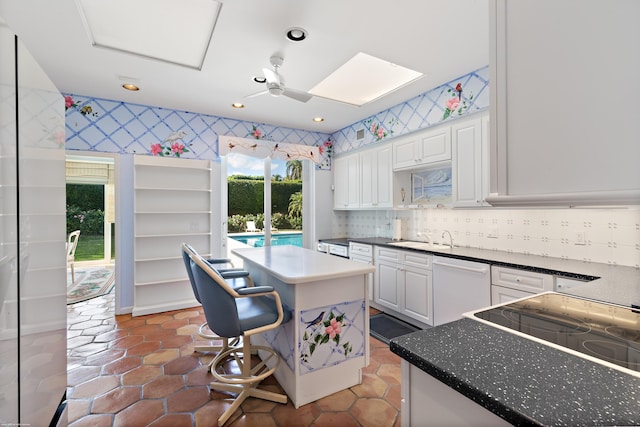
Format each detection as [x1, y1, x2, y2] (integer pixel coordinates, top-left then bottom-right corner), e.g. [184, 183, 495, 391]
[0, 0, 489, 133]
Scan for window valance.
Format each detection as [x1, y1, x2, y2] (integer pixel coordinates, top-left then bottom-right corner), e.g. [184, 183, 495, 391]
[218, 135, 321, 165]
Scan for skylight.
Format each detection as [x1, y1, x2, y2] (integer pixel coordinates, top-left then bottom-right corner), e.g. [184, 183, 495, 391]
[76, 0, 222, 70]
[308, 52, 423, 106]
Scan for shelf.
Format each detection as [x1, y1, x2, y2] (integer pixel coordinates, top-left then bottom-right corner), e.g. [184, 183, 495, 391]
[133, 155, 213, 315]
[135, 210, 212, 215]
[134, 187, 211, 192]
[135, 232, 211, 238]
[135, 255, 182, 262]
[134, 277, 187, 287]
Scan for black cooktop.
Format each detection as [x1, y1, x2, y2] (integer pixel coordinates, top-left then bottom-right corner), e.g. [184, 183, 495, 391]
[473, 293, 640, 375]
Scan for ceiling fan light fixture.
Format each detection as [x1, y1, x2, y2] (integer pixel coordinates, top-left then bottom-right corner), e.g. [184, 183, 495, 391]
[268, 85, 284, 97]
[286, 27, 307, 42]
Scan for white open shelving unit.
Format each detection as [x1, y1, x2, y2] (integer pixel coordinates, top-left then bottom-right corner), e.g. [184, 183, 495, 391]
[133, 155, 213, 316]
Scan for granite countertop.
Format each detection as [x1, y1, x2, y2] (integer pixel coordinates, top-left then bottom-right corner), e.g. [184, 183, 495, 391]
[390, 319, 640, 426]
[327, 236, 640, 308]
[321, 235, 640, 424]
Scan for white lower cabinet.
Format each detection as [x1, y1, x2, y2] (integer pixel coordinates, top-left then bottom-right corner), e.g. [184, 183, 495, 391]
[375, 247, 433, 326]
[490, 266, 555, 305]
[491, 285, 535, 305]
[349, 242, 374, 303]
[401, 360, 511, 427]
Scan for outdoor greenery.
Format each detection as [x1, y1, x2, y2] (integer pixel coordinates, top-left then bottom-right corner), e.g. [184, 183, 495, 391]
[68, 159, 306, 260]
[227, 161, 304, 232]
[66, 205, 104, 235]
[66, 183, 108, 261]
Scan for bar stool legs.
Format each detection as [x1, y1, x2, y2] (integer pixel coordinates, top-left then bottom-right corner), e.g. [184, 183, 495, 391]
[209, 337, 286, 426]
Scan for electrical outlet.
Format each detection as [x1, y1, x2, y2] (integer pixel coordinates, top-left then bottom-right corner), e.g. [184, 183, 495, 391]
[574, 231, 586, 245]
[487, 227, 499, 238]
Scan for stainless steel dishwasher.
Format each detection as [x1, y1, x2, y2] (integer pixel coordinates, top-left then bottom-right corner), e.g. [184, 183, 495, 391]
[432, 256, 490, 326]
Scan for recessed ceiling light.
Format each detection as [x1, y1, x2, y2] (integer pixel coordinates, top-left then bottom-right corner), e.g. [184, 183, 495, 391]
[122, 83, 139, 91]
[232, 103, 244, 109]
[309, 52, 423, 106]
[312, 117, 324, 122]
[286, 27, 307, 42]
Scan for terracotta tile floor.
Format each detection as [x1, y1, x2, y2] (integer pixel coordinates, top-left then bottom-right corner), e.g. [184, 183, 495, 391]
[67, 291, 402, 426]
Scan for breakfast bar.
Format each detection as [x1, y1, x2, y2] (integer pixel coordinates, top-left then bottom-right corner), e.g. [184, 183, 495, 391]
[232, 245, 375, 407]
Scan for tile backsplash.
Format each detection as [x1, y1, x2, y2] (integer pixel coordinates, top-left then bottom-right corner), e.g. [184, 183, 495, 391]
[333, 207, 640, 268]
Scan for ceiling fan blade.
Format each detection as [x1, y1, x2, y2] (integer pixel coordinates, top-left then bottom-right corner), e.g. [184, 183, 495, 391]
[282, 87, 313, 103]
[262, 67, 280, 85]
[244, 89, 269, 99]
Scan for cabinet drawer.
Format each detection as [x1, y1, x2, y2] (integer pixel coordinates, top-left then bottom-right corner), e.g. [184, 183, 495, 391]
[403, 252, 431, 270]
[375, 247, 401, 262]
[350, 242, 373, 257]
[491, 266, 554, 294]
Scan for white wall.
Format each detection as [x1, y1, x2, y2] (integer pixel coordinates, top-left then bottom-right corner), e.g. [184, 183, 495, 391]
[334, 207, 640, 268]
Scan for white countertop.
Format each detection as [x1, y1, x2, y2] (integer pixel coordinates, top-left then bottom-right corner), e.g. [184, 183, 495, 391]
[232, 245, 375, 284]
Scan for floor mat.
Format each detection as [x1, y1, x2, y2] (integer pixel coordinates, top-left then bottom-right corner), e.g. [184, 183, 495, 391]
[370, 313, 420, 345]
[67, 266, 115, 304]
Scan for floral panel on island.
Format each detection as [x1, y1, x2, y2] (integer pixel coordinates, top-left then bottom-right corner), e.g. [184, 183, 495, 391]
[298, 299, 365, 375]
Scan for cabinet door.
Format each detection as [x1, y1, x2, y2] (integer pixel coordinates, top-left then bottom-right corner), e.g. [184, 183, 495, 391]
[488, 0, 640, 206]
[376, 261, 401, 311]
[376, 145, 393, 207]
[346, 154, 360, 207]
[451, 117, 483, 207]
[403, 265, 433, 326]
[334, 154, 359, 209]
[418, 127, 451, 164]
[360, 149, 376, 208]
[393, 136, 420, 170]
[333, 156, 349, 209]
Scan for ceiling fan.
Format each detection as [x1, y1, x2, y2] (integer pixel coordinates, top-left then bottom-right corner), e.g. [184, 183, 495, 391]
[245, 56, 313, 103]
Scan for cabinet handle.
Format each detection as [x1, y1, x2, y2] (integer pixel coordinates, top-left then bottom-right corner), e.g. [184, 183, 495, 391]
[433, 260, 488, 274]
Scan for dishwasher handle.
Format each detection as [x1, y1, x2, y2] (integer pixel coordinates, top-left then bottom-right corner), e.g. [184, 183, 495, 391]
[432, 259, 488, 274]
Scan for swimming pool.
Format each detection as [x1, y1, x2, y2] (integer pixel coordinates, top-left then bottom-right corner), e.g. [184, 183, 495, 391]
[229, 233, 303, 248]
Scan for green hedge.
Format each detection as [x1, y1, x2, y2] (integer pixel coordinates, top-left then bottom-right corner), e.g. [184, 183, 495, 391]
[66, 184, 105, 235]
[228, 178, 301, 215]
[66, 205, 104, 235]
[66, 184, 104, 210]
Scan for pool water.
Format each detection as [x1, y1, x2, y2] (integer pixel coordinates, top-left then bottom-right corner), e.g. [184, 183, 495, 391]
[230, 233, 303, 248]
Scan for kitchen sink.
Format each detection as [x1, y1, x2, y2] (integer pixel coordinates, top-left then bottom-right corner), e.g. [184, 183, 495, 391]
[387, 241, 451, 251]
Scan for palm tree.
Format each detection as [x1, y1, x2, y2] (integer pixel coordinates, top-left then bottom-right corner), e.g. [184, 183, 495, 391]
[287, 191, 302, 217]
[285, 160, 302, 181]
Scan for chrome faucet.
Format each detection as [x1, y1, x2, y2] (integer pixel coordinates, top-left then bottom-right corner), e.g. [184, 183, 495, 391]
[442, 230, 453, 247]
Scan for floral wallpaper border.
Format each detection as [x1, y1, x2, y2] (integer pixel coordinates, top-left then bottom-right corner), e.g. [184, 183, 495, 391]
[63, 66, 489, 167]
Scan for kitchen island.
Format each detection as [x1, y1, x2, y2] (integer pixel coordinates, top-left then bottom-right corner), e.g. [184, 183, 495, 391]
[232, 245, 375, 408]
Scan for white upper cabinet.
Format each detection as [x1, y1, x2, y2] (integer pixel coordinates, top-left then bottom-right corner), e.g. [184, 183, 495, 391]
[487, 0, 640, 206]
[333, 152, 360, 209]
[392, 126, 451, 171]
[360, 145, 393, 209]
[334, 144, 392, 210]
[451, 114, 489, 207]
